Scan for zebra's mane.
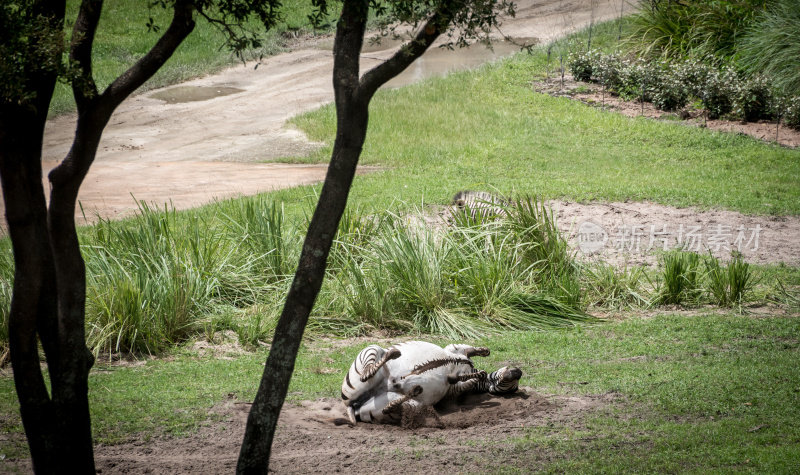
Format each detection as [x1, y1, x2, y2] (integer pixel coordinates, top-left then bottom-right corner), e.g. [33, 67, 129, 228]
[406, 356, 473, 377]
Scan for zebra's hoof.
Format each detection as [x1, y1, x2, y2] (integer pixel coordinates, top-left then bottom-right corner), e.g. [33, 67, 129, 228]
[386, 347, 401, 360]
[410, 385, 423, 397]
[472, 347, 490, 357]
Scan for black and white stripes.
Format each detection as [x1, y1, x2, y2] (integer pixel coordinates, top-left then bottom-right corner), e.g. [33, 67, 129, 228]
[341, 341, 523, 425]
[450, 190, 507, 222]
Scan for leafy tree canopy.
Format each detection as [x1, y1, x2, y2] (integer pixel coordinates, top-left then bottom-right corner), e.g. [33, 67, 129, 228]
[310, 0, 515, 48]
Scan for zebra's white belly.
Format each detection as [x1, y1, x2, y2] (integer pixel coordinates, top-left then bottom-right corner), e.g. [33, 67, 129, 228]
[384, 341, 465, 405]
[354, 391, 403, 423]
[343, 340, 520, 425]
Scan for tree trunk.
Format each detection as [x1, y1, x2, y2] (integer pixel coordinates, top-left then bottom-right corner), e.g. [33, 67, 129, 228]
[1, 1, 195, 471]
[237, 0, 457, 471]
[0, 84, 95, 475]
[0, 1, 73, 469]
[236, 2, 370, 472]
[236, 108, 370, 474]
[0, 105, 66, 473]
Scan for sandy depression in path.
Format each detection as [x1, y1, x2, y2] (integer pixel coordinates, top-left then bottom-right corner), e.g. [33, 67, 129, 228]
[2, 0, 622, 223]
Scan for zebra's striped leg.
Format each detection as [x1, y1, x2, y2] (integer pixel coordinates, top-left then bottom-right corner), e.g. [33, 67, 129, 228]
[360, 347, 401, 383]
[447, 378, 481, 398]
[382, 385, 423, 415]
[444, 344, 490, 358]
[447, 370, 487, 384]
[466, 347, 490, 358]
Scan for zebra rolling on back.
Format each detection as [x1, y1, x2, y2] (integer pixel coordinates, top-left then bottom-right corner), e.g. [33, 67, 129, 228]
[449, 191, 507, 223]
[341, 341, 522, 425]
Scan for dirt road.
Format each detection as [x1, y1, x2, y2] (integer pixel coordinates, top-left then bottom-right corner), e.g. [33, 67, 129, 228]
[10, 0, 622, 223]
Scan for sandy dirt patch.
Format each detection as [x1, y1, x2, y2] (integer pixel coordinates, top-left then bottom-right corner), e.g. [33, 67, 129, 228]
[550, 200, 800, 267]
[431, 199, 800, 267]
[53, 161, 378, 223]
[87, 389, 615, 474]
[534, 76, 800, 148]
[0, 0, 624, 225]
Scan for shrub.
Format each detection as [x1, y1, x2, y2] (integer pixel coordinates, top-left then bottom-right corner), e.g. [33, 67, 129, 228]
[784, 96, 800, 130]
[701, 67, 737, 119]
[732, 75, 773, 122]
[674, 58, 712, 98]
[649, 62, 689, 111]
[619, 58, 658, 101]
[593, 53, 624, 92]
[568, 50, 599, 82]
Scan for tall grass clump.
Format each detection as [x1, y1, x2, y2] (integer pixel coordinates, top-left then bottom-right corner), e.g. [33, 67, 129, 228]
[771, 281, 799, 310]
[628, 0, 767, 62]
[374, 223, 476, 336]
[583, 263, 650, 309]
[705, 254, 756, 307]
[318, 198, 595, 339]
[220, 196, 299, 283]
[83, 203, 266, 356]
[505, 197, 580, 306]
[657, 250, 702, 305]
[326, 205, 389, 273]
[448, 219, 585, 332]
[203, 302, 281, 348]
[738, 0, 800, 97]
[0, 238, 13, 365]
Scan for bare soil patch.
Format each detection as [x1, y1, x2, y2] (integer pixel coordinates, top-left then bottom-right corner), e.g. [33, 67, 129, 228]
[63, 162, 380, 224]
[550, 200, 800, 267]
[430, 199, 800, 267]
[87, 389, 615, 474]
[534, 76, 800, 148]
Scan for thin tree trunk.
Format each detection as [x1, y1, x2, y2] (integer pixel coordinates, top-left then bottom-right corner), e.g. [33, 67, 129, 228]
[0, 1, 67, 469]
[46, 112, 107, 472]
[0, 111, 63, 472]
[2, 1, 195, 471]
[43, 0, 196, 465]
[236, 2, 370, 471]
[238, 0, 461, 471]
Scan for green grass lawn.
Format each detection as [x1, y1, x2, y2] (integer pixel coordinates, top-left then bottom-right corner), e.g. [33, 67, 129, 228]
[2, 312, 798, 472]
[2, 17, 799, 471]
[286, 47, 800, 216]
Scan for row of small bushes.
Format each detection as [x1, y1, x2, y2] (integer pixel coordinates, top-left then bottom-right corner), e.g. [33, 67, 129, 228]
[568, 50, 800, 127]
[628, 0, 800, 97]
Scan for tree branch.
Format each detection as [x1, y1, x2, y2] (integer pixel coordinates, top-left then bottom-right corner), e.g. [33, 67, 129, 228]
[70, 0, 102, 110]
[99, 0, 195, 114]
[358, 0, 463, 99]
[49, 0, 196, 187]
[332, 0, 369, 102]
